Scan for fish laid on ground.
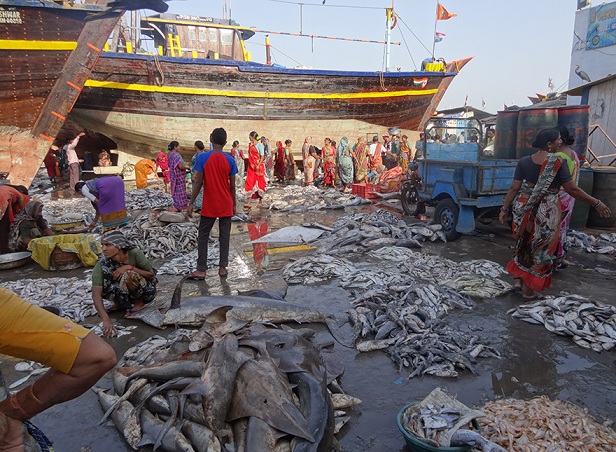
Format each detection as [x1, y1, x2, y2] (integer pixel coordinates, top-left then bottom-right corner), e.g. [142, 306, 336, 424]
[124, 188, 173, 210]
[92, 387, 142, 450]
[508, 294, 616, 352]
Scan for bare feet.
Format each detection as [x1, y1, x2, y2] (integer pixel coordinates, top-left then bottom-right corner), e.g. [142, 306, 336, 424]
[0, 412, 24, 452]
[218, 267, 228, 277]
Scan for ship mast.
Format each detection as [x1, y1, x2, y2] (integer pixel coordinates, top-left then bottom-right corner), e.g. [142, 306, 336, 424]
[385, 0, 394, 71]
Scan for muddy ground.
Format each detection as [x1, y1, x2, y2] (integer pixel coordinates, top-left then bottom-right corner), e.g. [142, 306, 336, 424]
[1, 192, 615, 451]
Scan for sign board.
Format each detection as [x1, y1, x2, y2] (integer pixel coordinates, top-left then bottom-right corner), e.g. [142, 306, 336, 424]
[586, 2, 616, 49]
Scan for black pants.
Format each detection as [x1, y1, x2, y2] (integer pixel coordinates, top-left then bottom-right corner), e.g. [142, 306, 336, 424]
[197, 216, 232, 271]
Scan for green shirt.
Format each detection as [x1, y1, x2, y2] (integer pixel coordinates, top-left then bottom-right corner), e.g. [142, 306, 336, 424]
[91, 248, 152, 286]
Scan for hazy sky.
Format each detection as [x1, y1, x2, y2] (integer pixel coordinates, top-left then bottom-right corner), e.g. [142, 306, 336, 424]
[164, 0, 578, 114]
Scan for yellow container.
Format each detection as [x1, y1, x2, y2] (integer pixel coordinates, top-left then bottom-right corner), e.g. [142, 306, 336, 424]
[424, 62, 444, 72]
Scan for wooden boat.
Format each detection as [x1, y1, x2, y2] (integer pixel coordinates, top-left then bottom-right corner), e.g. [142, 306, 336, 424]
[69, 12, 471, 159]
[0, 0, 122, 187]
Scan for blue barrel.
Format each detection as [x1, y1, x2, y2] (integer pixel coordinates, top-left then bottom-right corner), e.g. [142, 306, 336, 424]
[558, 105, 590, 158]
[516, 108, 559, 159]
[569, 168, 593, 230]
[587, 167, 616, 229]
[494, 110, 518, 159]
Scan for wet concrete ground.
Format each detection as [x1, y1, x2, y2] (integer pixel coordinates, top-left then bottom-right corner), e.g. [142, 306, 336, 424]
[1, 194, 615, 451]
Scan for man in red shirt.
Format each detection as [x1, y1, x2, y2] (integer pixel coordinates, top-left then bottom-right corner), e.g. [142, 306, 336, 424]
[187, 128, 238, 279]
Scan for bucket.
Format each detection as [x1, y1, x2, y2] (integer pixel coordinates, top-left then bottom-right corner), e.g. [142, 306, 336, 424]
[569, 168, 593, 230]
[587, 166, 616, 229]
[494, 110, 519, 159]
[558, 105, 590, 158]
[516, 108, 559, 159]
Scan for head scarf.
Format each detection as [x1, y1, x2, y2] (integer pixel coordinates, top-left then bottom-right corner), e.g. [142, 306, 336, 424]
[14, 200, 43, 223]
[101, 230, 134, 250]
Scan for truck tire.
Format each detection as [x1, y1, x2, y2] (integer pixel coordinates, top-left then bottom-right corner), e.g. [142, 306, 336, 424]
[401, 184, 420, 216]
[434, 198, 460, 241]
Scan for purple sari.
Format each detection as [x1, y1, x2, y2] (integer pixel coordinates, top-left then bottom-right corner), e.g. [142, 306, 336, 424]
[168, 151, 187, 210]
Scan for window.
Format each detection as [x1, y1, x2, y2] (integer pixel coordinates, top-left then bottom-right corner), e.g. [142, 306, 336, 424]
[188, 26, 197, 41]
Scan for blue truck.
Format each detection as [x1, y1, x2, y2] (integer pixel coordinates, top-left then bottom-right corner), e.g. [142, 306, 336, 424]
[401, 117, 517, 240]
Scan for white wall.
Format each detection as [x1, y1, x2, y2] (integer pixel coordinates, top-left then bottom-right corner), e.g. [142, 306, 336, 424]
[570, 3, 616, 91]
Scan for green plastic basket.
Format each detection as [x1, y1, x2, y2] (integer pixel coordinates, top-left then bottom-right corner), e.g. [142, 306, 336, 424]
[397, 404, 474, 452]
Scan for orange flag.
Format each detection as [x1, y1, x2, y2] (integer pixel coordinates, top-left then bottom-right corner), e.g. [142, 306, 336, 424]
[437, 2, 457, 20]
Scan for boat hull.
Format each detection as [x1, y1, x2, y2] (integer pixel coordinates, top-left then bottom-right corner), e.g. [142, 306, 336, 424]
[0, 0, 116, 187]
[70, 54, 470, 156]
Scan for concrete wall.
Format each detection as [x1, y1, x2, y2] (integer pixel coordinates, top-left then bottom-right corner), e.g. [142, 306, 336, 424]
[587, 78, 616, 163]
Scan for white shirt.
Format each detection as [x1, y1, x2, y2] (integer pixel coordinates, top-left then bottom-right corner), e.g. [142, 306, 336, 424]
[66, 137, 81, 165]
[457, 135, 465, 143]
[369, 143, 379, 156]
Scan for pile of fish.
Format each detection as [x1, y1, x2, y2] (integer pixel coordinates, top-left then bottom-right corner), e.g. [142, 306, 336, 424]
[480, 396, 616, 450]
[261, 185, 371, 212]
[124, 188, 173, 210]
[567, 230, 616, 255]
[121, 212, 198, 260]
[1, 277, 99, 323]
[508, 294, 616, 352]
[282, 254, 357, 284]
[348, 280, 499, 379]
[42, 198, 95, 223]
[96, 310, 359, 451]
[311, 210, 446, 256]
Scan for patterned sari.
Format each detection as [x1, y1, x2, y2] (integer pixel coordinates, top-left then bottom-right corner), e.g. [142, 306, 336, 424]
[168, 151, 187, 210]
[506, 154, 563, 292]
[274, 141, 286, 182]
[230, 147, 245, 188]
[302, 140, 316, 185]
[353, 142, 369, 182]
[98, 256, 157, 310]
[337, 137, 354, 186]
[556, 150, 580, 261]
[323, 145, 337, 185]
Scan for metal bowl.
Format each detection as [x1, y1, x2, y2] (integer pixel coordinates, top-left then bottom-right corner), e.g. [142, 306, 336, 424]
[0, 252, 32, 270]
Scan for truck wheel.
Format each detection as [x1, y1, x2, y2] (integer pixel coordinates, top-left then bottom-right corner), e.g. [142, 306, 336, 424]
[434, 198, 460, 241]
[401, 185, 420, 216]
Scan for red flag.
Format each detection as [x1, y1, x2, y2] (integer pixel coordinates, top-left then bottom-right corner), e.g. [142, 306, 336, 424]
[437, 3, 457, 21]
[463, 95, 468, 107]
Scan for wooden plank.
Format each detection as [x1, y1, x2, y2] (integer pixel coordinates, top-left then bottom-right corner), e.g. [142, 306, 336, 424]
[32, 7, 122, 139]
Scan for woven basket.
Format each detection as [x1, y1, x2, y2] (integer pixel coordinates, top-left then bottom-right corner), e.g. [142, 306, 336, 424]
[49, 245, 82, 271]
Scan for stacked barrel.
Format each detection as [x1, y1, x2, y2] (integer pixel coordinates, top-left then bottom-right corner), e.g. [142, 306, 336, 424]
[493, 104, 615, 229]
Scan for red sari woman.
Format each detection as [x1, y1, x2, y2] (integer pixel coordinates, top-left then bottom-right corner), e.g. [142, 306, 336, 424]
[499, 128, 611, 299]
[274, 140, 286, 183]
[156, 151, 170, 192]
[322, 137, 337, 188]
[244, 131, 266, 209]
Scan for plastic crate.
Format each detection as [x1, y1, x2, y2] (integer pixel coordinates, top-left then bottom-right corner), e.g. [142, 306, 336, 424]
[351, 183, 380, 199]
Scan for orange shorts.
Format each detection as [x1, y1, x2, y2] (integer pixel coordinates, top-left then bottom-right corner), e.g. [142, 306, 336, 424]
[0, 287, 90, 374]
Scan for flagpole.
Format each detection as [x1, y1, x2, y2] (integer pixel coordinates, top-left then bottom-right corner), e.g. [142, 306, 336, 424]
[432, 1, 438, 60]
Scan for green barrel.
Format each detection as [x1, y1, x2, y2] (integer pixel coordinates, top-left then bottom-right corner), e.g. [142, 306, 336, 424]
[558, 105, 590, 158]
[587, 167, 616, 229]
[494, 110, 518, 159]
[516, 108, 559, 159]
[569, 168, 593, 230]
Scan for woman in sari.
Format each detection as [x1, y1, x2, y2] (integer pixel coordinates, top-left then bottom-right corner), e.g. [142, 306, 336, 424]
[8, 201, 55, 252]
[167, 141, 188, 212]
[155, 151, 170, 192]
[322, 138, 337, 188]
[262, 137, 274, 182]
[274, 140, 286, 183]
[337, 137, 354, 192]
[245, 131, 266, 209]
[284, 139, 296, 181]
[302, 136, 316, 186]
[230, 140, 245, 189]
[76, 176, 128, 231]
[352, 137, 370, 183]
[499, 128, 610, 299]
[0, 185, 29, 253]
[91, 230, 157, 333]
[554, 126, 580, 268]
